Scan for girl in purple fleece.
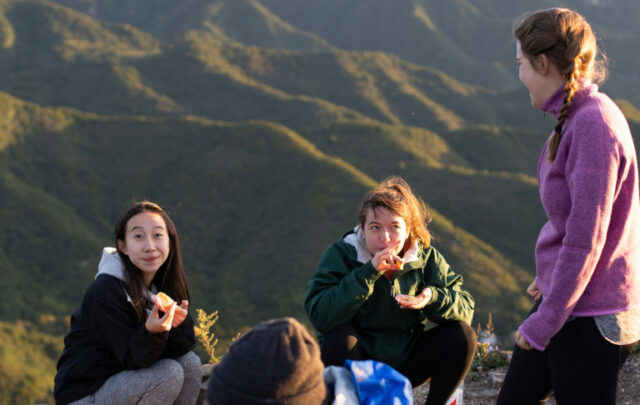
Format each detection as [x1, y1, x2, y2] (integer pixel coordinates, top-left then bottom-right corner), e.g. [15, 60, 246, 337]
[498, 8, 640, 405]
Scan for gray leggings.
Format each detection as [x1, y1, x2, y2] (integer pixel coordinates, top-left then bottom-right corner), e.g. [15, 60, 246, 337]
[70, 352, 202, 405]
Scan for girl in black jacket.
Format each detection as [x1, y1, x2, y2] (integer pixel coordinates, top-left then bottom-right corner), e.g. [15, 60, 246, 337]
[54, 201, 201, 405]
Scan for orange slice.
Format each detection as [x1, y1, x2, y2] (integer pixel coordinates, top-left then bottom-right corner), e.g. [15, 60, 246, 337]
[156, 292, 174, 312]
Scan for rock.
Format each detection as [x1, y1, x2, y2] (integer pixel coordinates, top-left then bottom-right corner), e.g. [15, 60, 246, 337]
[488, 370, 506, 388]
[196, 364, 214, 405]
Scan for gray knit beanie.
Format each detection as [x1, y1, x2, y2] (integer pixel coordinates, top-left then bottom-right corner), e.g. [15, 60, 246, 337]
[206, 317, 328, 405]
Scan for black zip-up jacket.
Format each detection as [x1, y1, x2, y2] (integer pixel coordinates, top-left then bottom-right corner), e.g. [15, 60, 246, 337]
[54, 274, 195, 404]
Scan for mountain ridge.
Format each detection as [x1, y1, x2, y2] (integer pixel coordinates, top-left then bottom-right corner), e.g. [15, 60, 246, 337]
[2, 1, 640, 402]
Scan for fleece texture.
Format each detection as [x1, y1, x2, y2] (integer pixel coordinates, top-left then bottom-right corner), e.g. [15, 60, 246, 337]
[519, 83, 640, 350]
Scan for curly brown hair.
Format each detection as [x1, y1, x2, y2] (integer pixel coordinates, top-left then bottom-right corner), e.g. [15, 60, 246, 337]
[357, 176, 433, 253]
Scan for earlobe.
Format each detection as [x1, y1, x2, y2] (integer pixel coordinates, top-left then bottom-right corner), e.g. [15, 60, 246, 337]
[116, 239, 127, 255]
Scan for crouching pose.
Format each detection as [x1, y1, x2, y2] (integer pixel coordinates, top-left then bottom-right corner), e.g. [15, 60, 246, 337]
[54, 201, 201, 405]
[305, 176, 476, 405]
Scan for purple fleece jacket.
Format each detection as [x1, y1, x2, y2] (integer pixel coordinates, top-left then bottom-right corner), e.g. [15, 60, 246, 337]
[519, 83, 640, 351]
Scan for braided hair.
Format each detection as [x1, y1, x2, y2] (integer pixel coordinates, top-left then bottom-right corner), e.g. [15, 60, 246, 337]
[514, 8, 607, 161]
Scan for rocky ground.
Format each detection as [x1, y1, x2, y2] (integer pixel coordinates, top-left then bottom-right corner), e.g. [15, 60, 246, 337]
[412, 351, 640, 404]
[198, 351, 640, 405]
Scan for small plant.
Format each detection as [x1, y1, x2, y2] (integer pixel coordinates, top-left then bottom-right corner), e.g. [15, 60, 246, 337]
[469, 313, 509, 380]
[194, 308, 220, 364]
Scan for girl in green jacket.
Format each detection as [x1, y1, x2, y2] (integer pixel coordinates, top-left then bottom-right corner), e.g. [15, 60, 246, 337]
[305, 176, 476, 405]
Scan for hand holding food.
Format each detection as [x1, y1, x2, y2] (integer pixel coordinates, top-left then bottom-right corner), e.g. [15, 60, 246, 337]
[145, 298, 176, 333]
[395, 287, 432, 310]
[372, 241, 405, 272]
[171, 300, 189, 328]
[152, 292, 189, 328]
[155, 292, 175, 312]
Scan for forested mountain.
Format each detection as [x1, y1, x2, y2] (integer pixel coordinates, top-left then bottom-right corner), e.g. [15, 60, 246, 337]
[1, 1, 638, 402]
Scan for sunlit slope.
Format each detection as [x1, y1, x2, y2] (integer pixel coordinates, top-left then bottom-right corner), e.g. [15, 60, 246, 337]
[617, 99, 640, 147]
[444, 124, 547, 174]
[0, 92, 529, 336]
[0, 1, 493, 132]
[0, 0, 178, 114]
[3, 0, 610, 135]
[50, 0, 332, 49]
[260, 0, 518, 90]
[299, 121, 547, 271]
[0, 0, 159, 68]
[173, 34, 490, 132]
[0, 92, 370, 326]
[41, 0, 640, 108]
[0, 2, 366, 125]
[0, 320, 63, 405]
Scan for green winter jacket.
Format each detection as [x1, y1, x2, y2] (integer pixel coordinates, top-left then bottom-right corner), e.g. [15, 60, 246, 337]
[304, 228, 474, 368]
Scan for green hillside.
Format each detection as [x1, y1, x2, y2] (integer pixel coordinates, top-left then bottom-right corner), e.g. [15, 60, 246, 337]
[0, 319, 63, 405]
[50, 0, 333, 49]
[0, 95, 534, 405]
[0, 92, 531, 333]
[0, 0, 159, 69]
[260, 0, 640, 104]
[259, 0, 518, 90]
[299, 122, 545, 270]
[2, 1, 640, 402]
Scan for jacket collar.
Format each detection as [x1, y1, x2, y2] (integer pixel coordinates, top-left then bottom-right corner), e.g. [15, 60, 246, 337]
[540, 80, 598, 118]
[97, 247, 127, 281]
[96, 247, 157, 311]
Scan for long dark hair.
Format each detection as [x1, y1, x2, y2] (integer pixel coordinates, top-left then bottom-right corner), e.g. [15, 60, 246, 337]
[114, 201, 191, 322]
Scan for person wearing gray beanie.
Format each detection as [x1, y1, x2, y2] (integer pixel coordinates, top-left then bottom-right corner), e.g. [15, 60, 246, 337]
[206, 317, 329, 405]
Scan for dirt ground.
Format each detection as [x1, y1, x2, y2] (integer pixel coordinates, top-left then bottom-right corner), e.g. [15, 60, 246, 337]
[412, 350, 640, 404]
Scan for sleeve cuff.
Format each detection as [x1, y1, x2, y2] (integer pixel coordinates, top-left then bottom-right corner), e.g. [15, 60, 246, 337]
[518, 319, 550, 351]
[357, 261, 382, 284]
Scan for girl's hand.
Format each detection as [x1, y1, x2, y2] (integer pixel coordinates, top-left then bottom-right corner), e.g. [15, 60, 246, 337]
[527, 279, 542, 301]
[395, 287, 432, 309]
[372, 241, 404, 272]
[515, 330, 534, 350]
[145, 301, 176, 333]
[171, 300, 189, 328]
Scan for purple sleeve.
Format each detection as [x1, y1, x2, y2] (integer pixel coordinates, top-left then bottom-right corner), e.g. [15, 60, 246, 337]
[520, 116, 620, 350]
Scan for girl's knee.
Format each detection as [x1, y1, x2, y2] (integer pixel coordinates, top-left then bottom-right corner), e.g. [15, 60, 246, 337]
[320, 324, 361, 366]
[155, 359, 185, 385]
[435, 321, 477, 366]
[178, 352, 202, 380]
[460, 321, 478, 349]
[444, 321, 477, 352]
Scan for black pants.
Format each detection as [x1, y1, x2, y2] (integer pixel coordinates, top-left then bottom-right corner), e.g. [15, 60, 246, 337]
[497, 303, 636, 405]
[321, 322, 477, 405]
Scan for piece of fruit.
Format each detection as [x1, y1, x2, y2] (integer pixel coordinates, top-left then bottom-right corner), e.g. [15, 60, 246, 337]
[155, 292, 174, 312]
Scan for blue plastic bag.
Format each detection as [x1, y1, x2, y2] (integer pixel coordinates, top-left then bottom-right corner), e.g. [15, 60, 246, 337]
[345, 359, 413, 405]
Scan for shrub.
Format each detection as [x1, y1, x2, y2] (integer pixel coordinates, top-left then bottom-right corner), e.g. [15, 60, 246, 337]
[194, 308, 220, 365]
[469, 314, 509, 380]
